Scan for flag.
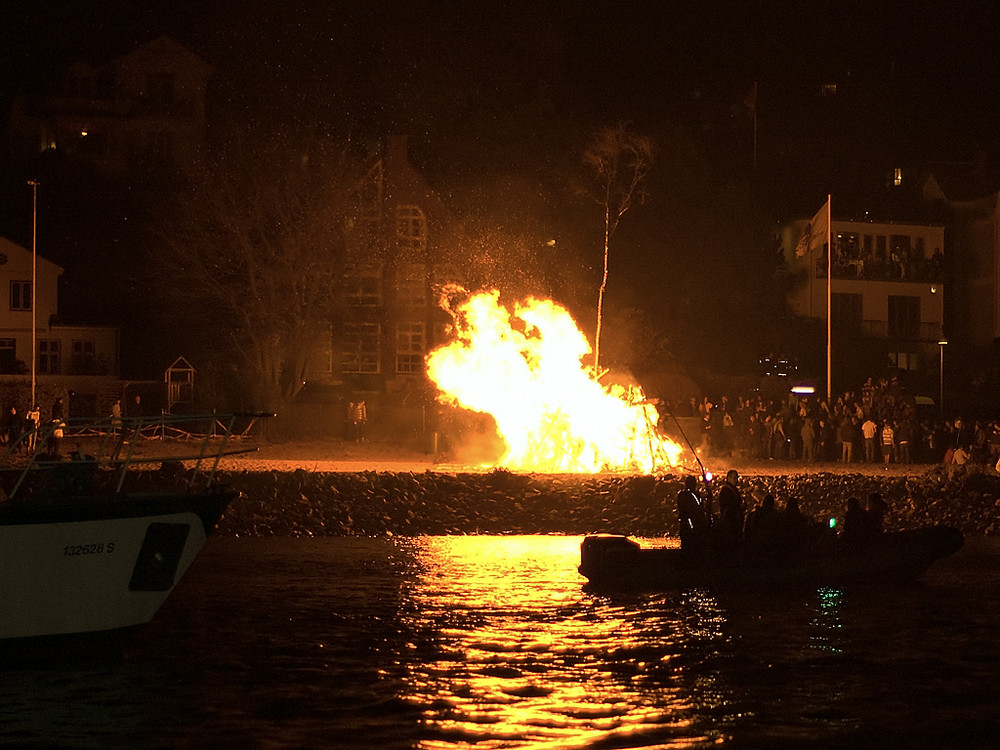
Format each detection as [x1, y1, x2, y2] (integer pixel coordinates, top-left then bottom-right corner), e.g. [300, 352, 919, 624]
[795, 199, 829, 256]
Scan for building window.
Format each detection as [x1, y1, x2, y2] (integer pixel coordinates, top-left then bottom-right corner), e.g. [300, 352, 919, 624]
[71, 339, 98, 374]
[888, 295, 921, 339]
[888, 351, 920, 370]
[396, 322, 425, 374]
[147, 72, 175, 108]
[831, 293, 863, 332]
[876, 235, 887, 261]
[397, 263, 428, 307]
[0, 338, 16, 374]
[342, 323, 380, 374]
[344, 272, 382, 307]
[396, 205, 427, 251]
[38, 339, 61, 375]
[10, 281, 31, 311]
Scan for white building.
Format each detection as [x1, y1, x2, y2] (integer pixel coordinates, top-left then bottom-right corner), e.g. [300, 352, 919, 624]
[779, 213, 946, 392]
[0, 237, 119, 416]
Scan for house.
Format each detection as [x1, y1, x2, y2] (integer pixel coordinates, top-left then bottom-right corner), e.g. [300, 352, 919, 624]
[780, 213, 946, 395]
[8, 36, 213, 176]
[0, 237, 119, 417]
[299, 135, 464, 438]
[921, 168, 1000, 349]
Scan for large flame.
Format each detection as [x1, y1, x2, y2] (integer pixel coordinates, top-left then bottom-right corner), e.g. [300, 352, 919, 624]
[426, 286, 683, 473]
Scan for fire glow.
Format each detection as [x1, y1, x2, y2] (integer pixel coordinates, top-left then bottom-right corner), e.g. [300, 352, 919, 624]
[426, 287, 683, 474]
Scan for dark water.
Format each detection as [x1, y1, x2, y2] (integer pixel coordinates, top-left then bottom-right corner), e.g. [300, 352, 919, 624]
[4, 535, 1000, 749]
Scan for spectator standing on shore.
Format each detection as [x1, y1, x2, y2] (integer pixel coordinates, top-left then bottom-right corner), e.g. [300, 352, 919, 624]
[881, 421, 896, 466]
[25, 403, 40, 452]
[862, 416, 878, 462]
[111, 399, 122, 437]
[2, 405, 16, 447]
[839, 417, 856, 463]
[800, 417, 816, 462]
[347, 399, 367, 442]
[896, 418, 914, 465]
[949, 444, 970, 480]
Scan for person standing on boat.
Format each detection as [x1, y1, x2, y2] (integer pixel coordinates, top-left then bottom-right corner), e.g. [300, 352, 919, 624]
[676, 475, 710, 555]
[842, 496, 869, 547]
[865, 493, 888, 536]
[713, 469, 744, 551]
[744, 494, 780, 559]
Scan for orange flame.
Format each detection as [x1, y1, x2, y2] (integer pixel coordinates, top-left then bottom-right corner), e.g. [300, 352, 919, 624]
[426, 286, 683, 473]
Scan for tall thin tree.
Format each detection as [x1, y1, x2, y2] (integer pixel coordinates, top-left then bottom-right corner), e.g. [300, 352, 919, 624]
[582, 122, 653, 372]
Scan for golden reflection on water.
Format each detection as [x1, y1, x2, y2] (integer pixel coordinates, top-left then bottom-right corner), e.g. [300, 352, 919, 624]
[400, 536, 725, 748]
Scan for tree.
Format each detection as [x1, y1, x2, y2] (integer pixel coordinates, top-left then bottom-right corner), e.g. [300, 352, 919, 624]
[582, 122, 654, 372]
[147, 130, 362, 416]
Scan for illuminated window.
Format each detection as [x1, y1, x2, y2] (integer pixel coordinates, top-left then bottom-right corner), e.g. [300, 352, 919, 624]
[396, 205, 427, 251]
[888, 351, 919, 370]
[893, 167, 903, 186]
[38, 339, 61, 375]
[342, 323, 381, 374]
[10, 281, 31, 311]
[396, 322, 425, 374]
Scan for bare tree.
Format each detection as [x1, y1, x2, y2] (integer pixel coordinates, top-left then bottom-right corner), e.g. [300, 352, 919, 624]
[150, 130, 361, 414]
[582, 122, 654, 372]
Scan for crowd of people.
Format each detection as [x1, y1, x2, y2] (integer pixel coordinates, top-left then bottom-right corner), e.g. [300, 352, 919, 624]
[676, 468, 893, 561]
[666, 375, 998, 473]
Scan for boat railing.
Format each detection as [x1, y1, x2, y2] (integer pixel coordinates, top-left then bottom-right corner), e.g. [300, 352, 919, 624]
[1, 412, 273, 501]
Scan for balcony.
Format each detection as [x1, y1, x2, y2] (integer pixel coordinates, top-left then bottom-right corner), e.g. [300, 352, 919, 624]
[857, 320, 942, 342]
[816, 258, 943, 283]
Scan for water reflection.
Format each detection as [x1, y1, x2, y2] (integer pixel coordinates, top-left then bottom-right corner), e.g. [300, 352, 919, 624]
[398, 535, 736, 747]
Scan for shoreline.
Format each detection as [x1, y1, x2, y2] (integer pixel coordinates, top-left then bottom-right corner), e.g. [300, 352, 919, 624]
[209, 445, 1000, 539]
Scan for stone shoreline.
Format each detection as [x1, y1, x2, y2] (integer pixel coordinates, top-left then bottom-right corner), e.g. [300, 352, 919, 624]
[213, 467, 1000, 538]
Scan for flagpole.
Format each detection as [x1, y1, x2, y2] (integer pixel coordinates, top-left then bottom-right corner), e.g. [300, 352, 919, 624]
[826, 193, 832, 403]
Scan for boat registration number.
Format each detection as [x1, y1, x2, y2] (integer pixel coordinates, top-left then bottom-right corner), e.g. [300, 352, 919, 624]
[63, 542, 116, 556]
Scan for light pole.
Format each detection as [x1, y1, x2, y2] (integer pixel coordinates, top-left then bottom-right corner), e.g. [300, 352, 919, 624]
[938, 339, 948, 417]
[28, 179, 38, 408]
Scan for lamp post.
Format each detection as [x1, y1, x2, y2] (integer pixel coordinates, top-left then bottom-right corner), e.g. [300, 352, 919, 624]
[28, 179, 38, 408]
[938, 339, 948, 417]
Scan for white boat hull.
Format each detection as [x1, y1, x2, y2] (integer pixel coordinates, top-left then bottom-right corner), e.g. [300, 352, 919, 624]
[1, 510, 209, 642]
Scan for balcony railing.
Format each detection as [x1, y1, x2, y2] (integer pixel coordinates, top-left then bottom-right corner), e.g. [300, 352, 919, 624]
[853, 320, 942, 341]
[816, 258, 943, 283]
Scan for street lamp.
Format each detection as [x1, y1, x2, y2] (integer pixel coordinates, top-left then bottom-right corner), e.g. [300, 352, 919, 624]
[28, 179, 38, 408]
[938, 339, 948, 417]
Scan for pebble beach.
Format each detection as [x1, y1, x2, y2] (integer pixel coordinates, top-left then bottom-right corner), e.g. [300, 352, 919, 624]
[207, 439, 1000, 538]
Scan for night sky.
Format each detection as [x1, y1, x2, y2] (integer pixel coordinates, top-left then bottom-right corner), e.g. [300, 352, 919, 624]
[4, 1, 1000, 376]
